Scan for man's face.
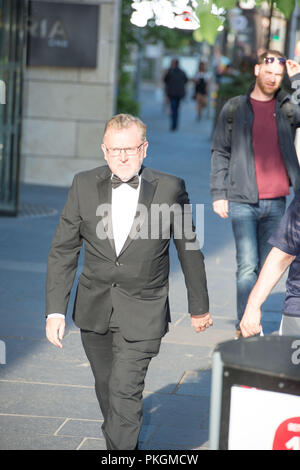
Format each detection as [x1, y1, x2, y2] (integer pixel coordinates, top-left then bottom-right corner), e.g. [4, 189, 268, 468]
[254, 56, 285, 97]
[102, 124, 148, 181]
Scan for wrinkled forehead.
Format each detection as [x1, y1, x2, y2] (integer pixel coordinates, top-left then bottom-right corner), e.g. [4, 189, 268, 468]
[103, 123, 143, 146]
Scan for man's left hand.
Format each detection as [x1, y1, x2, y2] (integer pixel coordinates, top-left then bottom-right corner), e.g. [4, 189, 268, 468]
[191, 313, 213, 333]
[286, 59, 300, 77]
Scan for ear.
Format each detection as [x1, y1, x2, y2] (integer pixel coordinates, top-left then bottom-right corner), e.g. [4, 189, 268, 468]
[101, 144, 108, 162]
[142, 141, 149, 159]
[254, 64, 260, 77]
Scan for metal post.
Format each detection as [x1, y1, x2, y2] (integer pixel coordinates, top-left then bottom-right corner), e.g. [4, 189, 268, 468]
[288, 3, 298, 59]
[267, 0, 274, 49]
[209, 351, 224, 450]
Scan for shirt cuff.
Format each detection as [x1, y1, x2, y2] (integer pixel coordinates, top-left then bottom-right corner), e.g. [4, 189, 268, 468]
[46, 313, 65, 320]
[190, 312, 209, 317]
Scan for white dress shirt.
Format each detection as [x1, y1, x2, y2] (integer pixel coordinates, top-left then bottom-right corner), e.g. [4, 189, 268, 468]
[111, 175, 141, 255]
[47, 174, 141, 319]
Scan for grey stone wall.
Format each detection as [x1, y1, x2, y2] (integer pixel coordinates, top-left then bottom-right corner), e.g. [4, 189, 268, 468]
[21, 0, 120, 186]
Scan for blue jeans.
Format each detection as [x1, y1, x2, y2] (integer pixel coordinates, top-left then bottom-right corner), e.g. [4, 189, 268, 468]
[169, 97, 181, 130]
[230, 198, 286, 329]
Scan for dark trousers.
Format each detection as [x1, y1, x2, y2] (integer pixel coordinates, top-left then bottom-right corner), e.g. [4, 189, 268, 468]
[169, 97, 181, 130]
[80, 313, 161, 450]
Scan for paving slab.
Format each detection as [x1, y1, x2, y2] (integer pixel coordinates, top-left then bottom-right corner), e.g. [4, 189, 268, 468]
[0, 381, 100, 419]
[0, 433, 84, 450]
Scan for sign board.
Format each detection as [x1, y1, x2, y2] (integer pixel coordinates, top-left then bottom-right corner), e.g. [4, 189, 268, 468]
[228, 386, 300, 450]
[209, 337, 300, 450]
[27, 1, 99, 68]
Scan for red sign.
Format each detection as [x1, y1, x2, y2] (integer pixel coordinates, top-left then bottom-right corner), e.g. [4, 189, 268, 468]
[272, 417, 300, 450]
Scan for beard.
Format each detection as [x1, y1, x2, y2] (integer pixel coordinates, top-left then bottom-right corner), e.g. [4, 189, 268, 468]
[256, 74, 280, 97]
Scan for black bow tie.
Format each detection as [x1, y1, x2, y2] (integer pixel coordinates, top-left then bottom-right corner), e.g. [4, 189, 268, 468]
[111, 174, 139, 190]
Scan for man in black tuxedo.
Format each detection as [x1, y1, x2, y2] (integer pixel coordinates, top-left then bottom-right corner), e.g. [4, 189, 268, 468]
[46, 114, 212, 450]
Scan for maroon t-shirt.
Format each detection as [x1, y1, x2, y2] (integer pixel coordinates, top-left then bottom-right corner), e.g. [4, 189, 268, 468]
[251, 97, 290, 199]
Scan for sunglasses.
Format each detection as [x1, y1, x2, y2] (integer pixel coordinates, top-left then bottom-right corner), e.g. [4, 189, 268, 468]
[263, 56, 286, 66]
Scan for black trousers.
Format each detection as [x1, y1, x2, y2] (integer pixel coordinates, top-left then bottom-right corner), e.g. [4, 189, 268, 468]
[169, 96, 181, 130]
[80, 313, 161, 450]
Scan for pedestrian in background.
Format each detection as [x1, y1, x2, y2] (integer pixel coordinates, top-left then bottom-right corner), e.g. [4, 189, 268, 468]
[210, 49, 300, 339]
[164, 58, 188, 131]
[193, 61, 209, 121]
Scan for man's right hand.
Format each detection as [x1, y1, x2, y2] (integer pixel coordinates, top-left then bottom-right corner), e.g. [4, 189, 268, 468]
[240, 304, 262, 337]
[46, 317, 65, 348]
[212, 199, 229, 218]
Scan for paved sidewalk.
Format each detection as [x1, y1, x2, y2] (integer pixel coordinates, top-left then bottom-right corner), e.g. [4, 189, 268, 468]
[0, 84, 285, 450]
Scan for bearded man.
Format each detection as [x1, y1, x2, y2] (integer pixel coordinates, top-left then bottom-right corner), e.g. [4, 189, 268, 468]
[210, 50, 300, 338]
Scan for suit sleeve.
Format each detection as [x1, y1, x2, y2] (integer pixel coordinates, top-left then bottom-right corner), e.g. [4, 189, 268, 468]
[172, 179, 209, 316]
[46, 174, 83, 316]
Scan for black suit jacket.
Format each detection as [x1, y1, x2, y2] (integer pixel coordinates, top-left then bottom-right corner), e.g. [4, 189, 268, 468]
[46, 165, 209, 340]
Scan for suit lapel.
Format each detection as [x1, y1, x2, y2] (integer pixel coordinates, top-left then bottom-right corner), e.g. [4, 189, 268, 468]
[96, 166, 116, 254]
[118, 167, 158, 257]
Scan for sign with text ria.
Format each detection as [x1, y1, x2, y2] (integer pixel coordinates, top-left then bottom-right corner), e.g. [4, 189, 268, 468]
[27, 1, 99, 68]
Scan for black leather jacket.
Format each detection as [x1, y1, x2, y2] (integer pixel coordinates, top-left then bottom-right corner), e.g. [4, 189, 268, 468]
[210, 74, 300, 203]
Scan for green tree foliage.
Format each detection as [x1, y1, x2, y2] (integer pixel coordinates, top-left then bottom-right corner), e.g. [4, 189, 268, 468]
[143, 25, 193, 50]
[116, 0, 140, 114]
[117, 0, 194, 114]
[194, 0, 300, 45]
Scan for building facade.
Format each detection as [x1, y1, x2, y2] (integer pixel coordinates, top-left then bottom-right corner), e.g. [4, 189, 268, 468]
[0, 0, 121, 214]
[22, 0, 121, 187]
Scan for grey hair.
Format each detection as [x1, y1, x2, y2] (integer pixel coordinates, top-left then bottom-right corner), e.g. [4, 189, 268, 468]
[103, 114, 147, 141]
